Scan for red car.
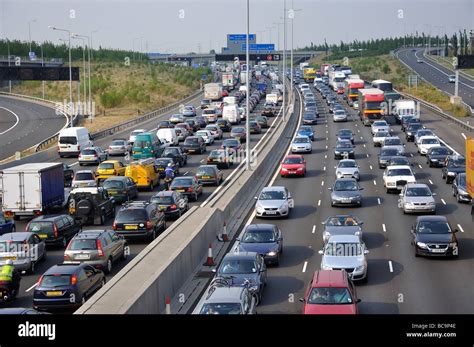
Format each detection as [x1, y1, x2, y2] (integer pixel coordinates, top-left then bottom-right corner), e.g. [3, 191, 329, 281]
[300, 270, 360, 314]
[280, 155, 306, 177]
[222, 90, 229, 97]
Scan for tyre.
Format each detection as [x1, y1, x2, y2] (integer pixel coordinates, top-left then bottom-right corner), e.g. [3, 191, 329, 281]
[105, 258, 113, 274]
[99, 213, 105, 226]
[121, 245, 129, 260]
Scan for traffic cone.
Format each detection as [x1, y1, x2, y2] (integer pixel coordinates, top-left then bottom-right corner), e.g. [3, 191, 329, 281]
[205, 243, 215, 266]
[222, 221, 229, 242]
[165, 295, 171, 314]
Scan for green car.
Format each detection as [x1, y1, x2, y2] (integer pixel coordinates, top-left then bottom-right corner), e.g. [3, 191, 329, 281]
[102, 176, 138, 203]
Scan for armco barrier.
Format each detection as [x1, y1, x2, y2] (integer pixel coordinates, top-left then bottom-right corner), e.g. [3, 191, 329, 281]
[76, 77, 299, 314]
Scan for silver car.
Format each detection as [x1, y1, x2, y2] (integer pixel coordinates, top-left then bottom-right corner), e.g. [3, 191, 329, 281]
[330, 178, 363, 207]
[291, 136, 312, 153]
[335, 159, 360, 181]
[174, 128, 187, 142]
[373, 130, 390, 147]
[319, 235, 369, 282]
[322, 215, 364, 243]
[169, 114, 184, 124]
[255, 186, 294, 218]
[333, 109, 348, 122]
[78, 147, 108, 165]
[382, 136, 406, 155]
[129, 129, 146, 145]
[0, 232, 46, 273]
[72, 170, 97, 188]
[398, 183, 436, 214]
[371, 120, 390, 135]
[107, 139, 131, 156]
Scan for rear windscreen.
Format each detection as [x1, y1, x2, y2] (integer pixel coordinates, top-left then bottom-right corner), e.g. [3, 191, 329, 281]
[115, 209, 148, 222]
[26, 222, 54, 233]
[40, 275, 71, 287]
[68, 239, 97, 251]
[59, 136, 77, 145]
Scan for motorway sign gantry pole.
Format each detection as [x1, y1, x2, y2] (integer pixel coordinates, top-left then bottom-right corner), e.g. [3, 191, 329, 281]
[283, 0, 286, 121]
[246, 0, 251, 171]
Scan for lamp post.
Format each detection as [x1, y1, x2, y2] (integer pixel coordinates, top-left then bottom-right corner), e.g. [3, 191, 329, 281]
[283, 0, 287, 121]
[72, 36, 87, 116]
[245, 0, 251, 170]
[90, 29, 98, 60]
[7, 39, 11, 93]
[289, 4, 302, 106]
[73, 33, 92, 118]
[28, 19, 37, 55]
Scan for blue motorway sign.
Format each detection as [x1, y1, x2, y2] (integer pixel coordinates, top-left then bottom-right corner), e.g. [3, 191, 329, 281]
[241, 44, 275, 51]
[202, 74, 207, 81]
[228, 34, 256, 41]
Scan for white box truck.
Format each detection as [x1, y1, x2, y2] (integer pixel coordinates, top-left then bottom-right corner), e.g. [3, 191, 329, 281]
[222, 105, 241, 125]
[393, 100, 419, 121]
[204, 83, 223, 101]
[240, 71, 248, 85]
[222, 73, 234, 90]
[1, 163, 65, 219]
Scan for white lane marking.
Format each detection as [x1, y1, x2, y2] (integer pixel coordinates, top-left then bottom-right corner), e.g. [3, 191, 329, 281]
[324, 154, 327, 159]
[369, 165, 373, 170]
[321, 181, 324, 186]
[388, 261, 394, 273]
[25, 282, 38, 292]
[200, 159, 205, 163]
[357, 129, 360, 133]
[325, 124, 328, 128]
[69, 161, 79, 167]
[326, 137, 328, 141]
[373, 180, 377, 186]
[323, 166, 326, 171]
[441, 198, 446, 205]
[302, 261, 308, 273]
[183, 171, 189, 176]
[312, 225, 316, 234]
[382, 223, 386, 232]
[326, 130, 328, 134]
[462, 133, 467, 140]
[366, 154, 369, 158]
[317, 200, 321, 206]
[244, 210, 257, 228]
[363, 144, 366, 148]
[410, 153, 414, 158]
[377, 198, 381, 205]
[418, 164, 423, 169]
[429, 179, 434, 184]
[457, 224, 464, 233]
[360, 136, 363, 140]
[0, 106, 20, 135]
[326, 145, 328, 149]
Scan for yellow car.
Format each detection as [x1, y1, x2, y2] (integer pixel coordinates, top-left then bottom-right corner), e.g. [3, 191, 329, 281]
[125, 158, 159, 191]
[96, 160, 126, 182]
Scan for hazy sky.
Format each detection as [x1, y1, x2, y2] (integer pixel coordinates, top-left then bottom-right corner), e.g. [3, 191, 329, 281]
[1, 0, 473, 53]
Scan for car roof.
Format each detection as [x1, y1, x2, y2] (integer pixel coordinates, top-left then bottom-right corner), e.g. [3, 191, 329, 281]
[73, 230, 107, 239]
[386, 165, 411, 170]
[29, 214, 67, 222]
[405, 183, 429, 188]
[104, 176, 128, 181]
[335, 177, 357, 182]
[339, 159, 356, 163]
[0, 232, 34, 241]
[44, 263, 86, 275]
[101, 160, 121, 164]
[75, 170, 94, 174]
[153, 191, 175, 197]
[204, 286, 246, 303]
[311, 270, 348, 288]
[262, 186, 285, 192]
[244, 224, 275, 232]
[223, 252, 258, 261]
[70, 187, 101, 194]
[416, 215, 448, 222]
[327, 235, 360, 243]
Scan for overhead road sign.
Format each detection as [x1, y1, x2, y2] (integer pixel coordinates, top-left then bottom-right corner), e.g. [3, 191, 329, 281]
[215, 54, 280, 62]
[0, 66, 80, 81]
[228, 34, 255, 41]
[241, 44, 275, 51]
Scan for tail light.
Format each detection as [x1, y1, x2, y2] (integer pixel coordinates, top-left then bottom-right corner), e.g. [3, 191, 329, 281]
[112, 221, 117, 230]
[146, 221, 153, 230]
[188, 187, 194, 192]
[71, 274, 77, 285]
[170, 204, 177, 210]
[97, 239, 104, 257]
[53, 224, 58, 239]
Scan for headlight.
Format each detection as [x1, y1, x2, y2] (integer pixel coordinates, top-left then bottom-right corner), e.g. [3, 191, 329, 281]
[428, 201, 436, 206]
[448, 172, 456, 176]
[458, 189, 467, 195]
[387, 182, 396, 187]
[256, 205, 264, 213]
[281, 167, 288, 171]
[336, 171, 342, 176]
[416, 242, 428, 249]
[404, 202, 414, 207]
[335, 151, 340, 155]
[355, 265, 365, 272]
[279, 204, 288, 212]
[267, 251, 277, 257]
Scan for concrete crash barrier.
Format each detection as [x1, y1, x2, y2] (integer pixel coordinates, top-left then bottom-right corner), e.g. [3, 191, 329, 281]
[77, 80, 300, 314]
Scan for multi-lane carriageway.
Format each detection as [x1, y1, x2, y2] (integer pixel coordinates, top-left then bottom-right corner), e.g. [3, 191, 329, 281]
[192, 83, 473, 314]
[3, 82, 283, 310]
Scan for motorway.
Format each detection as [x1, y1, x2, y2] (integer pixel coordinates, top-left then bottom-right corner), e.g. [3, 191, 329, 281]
[0, 96, 67, 161]
[194, 80, 473, 314]
[397, 48, 474, 109]
[1, 81, 283, 310]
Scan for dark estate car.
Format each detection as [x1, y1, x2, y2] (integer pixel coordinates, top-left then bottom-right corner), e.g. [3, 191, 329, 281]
[26, 214, 81, 248]
[441, 155, 465, 184]
[183, 136, 206, 154]
[426, 146, 453, 168]
[169, 176, 203, 201]
[150, 191, 189, 219]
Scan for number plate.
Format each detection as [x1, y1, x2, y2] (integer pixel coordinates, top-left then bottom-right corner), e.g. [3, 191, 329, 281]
[46, 291, 63, 297]
[342, 198, 352, 203]
[125, 225, 138, 230]
[159, 206, 167, 210]
[202, 176, 212, 179]
[265, 211, 277, 215]
[177, 189, 185, 192]
[1, 256, 17, 261]
[430, 248, 445, 253]
[75, 254, 90, 260]
[38, 234, 48, 239]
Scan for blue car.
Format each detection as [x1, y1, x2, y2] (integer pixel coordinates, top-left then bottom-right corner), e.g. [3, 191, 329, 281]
[297, 126, 315, 141]
[33, 263, 105, 312]
[0, 214, 15, 236]
[236, 224, 283, 266]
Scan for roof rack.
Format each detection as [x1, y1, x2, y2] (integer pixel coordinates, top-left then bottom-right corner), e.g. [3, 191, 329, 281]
[122, 200, 150, 207]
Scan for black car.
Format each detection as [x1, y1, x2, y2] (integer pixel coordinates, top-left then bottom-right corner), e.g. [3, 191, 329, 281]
[113, 201, 166, 241]
[194, 116, 208, 129]
[154, 158, 180, 178]
[161, 147, 188, 167]
[183, 136, 206, 154]
[334, 140, 355, 160]
[68, 187, 115, 226]
[255, 115, 269, 129]
[262, 105, 275, 117]
[185, 119, 200, 132]
[337, 129, 354, 144]
[63, 164, 74, 187]
[158, 120, 174, 129]
[411, 216, 459, 258]
[169, 176, 203, 201]
[405, 123, 424, 141]
[401, 117, 420, 132]
[426, 146, 453, 167]
[442, 155, 465, 184]
[216, 119, 232, 132]
[388, 156, 411, 167]
[150, 191, 189, 219]
[303, 113, 317, 125]
[378, 147, 401, 168]
[452, 173, 471, 203]
[25, 214, 81, 248]
[33, 263, 105, 312]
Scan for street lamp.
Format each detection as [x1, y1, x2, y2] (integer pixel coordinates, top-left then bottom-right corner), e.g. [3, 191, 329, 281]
[72, 35, 87, 116]
[49, 25, 73, 127]
[289, 4, 302, 106]
[283, 0, 287, 122]
[90, 29, 98, 60]
[28, 19, 37, 55]
[73, 33, 92, 119]
[246, 0, 251, 171]
[273, 21, 283, 77]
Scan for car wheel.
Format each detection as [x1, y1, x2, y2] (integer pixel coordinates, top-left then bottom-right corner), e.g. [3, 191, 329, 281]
[456, 193, 461, 203]
[121, 245, 129, 260]
[105, 258, 113, 274]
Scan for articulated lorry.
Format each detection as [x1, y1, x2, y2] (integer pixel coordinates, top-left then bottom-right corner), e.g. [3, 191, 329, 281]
[344, 78, 365, 105]
[204, 83, 224, 101]
[303, 67, 317, 83]
[358, 88, 385, 126]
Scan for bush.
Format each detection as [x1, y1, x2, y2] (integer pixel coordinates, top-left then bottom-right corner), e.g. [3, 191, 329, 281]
[382, 64, 391, 74]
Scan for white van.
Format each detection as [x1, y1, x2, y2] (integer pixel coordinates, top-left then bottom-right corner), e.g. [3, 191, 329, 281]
[393, 100, 419, 120]
[239, 86, 248, 95]
[223, 96, 237, 106]
[266, 93, 278, 105]
[156, 128, 178, 146]
[222, 105, 241, 125]
[58, 127, 93, 157]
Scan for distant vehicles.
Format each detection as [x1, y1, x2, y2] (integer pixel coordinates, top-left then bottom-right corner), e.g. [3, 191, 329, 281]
[383, 165, 417, 193]
[182, 105, 197, 117]
[0, 213, 15, 235]
[448, 75, 456, 83]
[337, 129, 354, 144]
[411, 216, 458, 258]
[426, 146, 453, 167]
[222, 104, 241, 125]
[96, 160, 126, 182]
[102, 176, 138, 203]
[417, 136, 441, 155]
[132, 132, 166, 159]
[150, 191, 189, 219]
[78, 147, 108, 166]
[372, 130, 391, 147]
[344, 79, 364, 105]
[393, 100, 418, 121]
[382, 137, 406, 156]
[297, 126, 315, 141]
[207, 149, 235, 169]
[58, 127, 93, 158]
[230, 127, 247, 143]
[371, 120, 391, 135]
[254, 186, 294, 219]
[398, 183, 437, 214]
[72, 170, 97, 188]
[417, 58, 423, 63]
[378, 147, 402, 168]
[303, 67, 317, 82]
[280, 155, 307, 177]
[334, 140, 355, 160]
[183, 136, 206, 154]
[195, 165, 223, 186]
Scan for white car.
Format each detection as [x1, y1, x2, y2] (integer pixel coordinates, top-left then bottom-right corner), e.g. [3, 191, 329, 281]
[448, 75, 456, 83]
[255, 186, 294, 218]
[333, 110, 348, 122]
[373, 131, 391, 147]
[335, 159, 360, 181]
[414, 129, 436, 146]
[195, 130, 215, 145]
[371, 120, 390, 135]
[382, 136, 406, 156]
[417, 136, 441, 155]
[129, 129, 146, 145]
[291, 136, 312, 153]
[353, 101, 359, 110]
[383, 165, 416, 193]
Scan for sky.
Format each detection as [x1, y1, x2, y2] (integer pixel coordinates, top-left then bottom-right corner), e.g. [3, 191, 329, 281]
[0, 0, 473, 54]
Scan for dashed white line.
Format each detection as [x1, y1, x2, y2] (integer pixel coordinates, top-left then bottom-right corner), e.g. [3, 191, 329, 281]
[325, 145, 328, 149]
[457, 224, 464, 233]
[323, 166, 326, 171]
[377, 198, 381, 205]
[388, 261, 394, 273]
[317, 200, 321, 206]
[324, 154, 327, 159]
[321, 181, 325, 186]
[441, 198, 446, 205]
[366, 154, 369, 158]
[363, 144, 366, 148]
[302, 261, 308, 273]
[462, 133, 467, 140]
[418, 164, 423, 169]
[382, 224, 386, 232]
[312, 225, 316, 234]
[429, 179, 434, 184]
[25, 283, 38, 293]
[373, 180, 377, 186]
[184, 171, 189, 176]
[69, 161, 79, 167]
[369, 165, 373, 170]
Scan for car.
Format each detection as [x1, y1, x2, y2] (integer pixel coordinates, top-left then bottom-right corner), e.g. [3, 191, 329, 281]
[175, 122, 194, 137]
[442, 155, 465, 184]
[169, 176, 203, 201]
[249, 121, 262, 134]
[322, 215, 364, 243]
[398, 183, 437, 214]
[25, 214, 81, 248]
[216, 119, 232, 132]
[405, 123, 424, 142]
[303, 113, 318, 125]
[96, 160, 126, 182]
[330, 178, 363, 207]
[64, 229, 128, 274]
[235, 224, 283, 266]
[68, 187, 115, 225]
[201, 99, 211, 109]
[0, 232, 46, 273]
[372, 130, 391, 147]
[255, 115, 269, 129]
[401, 116, 421, 132]
[72, 170, 97, 188]
[129, 129, 146, 145]
[300, 270, 360, 314]
[107, 139, 131, 156]
[291, 136, 312, 153]
[174, 127, 186, 142]
[297, 126, 315, 141]
[196, 130, 215, 145]
[206, 149, 235, 169]
[334, 140, 355, 160]
[113, 201, 166, 241]
[169, 114, 184, 124]
[411, 216, 459, 258]
[182, 105, 196, 117]
[280, 155, 306, 177]
[205, 125, 224, 140]
[202, 108, 218, 123]
[335, 159, 360, 181]
[102, 176, 138, 203]
[326, 95, 337, 106]
[414, 129, 436, 146]
[371, 120, 390, 135]
[333, 109, 348, 122]
[158, 120, 174, 129]
[304, 105, 318, 115]
[161, 146, 188, 167]
[388, 156, 411, 167]
[195, 165, 223, 186]
[382, 137, 406, 156]
[452, 173, 472, 203]
[262, 104, 275, 117]
[192, 278, 257, 315]
[185, 119, 200, 132]
[417, 58, 423, 63]
[319, 235, 369, 282]
[383, 165, 417, 193]
[150, 191, 189, 219]
[448, 75, 456, 83]
[183, 136, 206, 154]
[213, 252, 267, 303]
[0, 308, 46, 315]
[352, 101, 359, 110]
[426, 146, 453, 167]
[33, 263, 106, 312]
[221, 138, 242, 152]
[0, 213, 15, 235]
[63, 163, 74, 187]
[78, 147, 108, 166]
[330, 103, 344, 114]
[337, 129, 354, 144]
[153, 157, 179, 178]
[194, 116, 208, 129]
[254, 186, 294, 219]
[378, 147, 401, 168]
[418, 136, 441, 155]
[230, 127, 247, 143]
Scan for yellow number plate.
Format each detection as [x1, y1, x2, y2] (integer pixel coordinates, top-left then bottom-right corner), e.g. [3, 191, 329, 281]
[125, 225, 138, 230]
[46, 291, 63, 297]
